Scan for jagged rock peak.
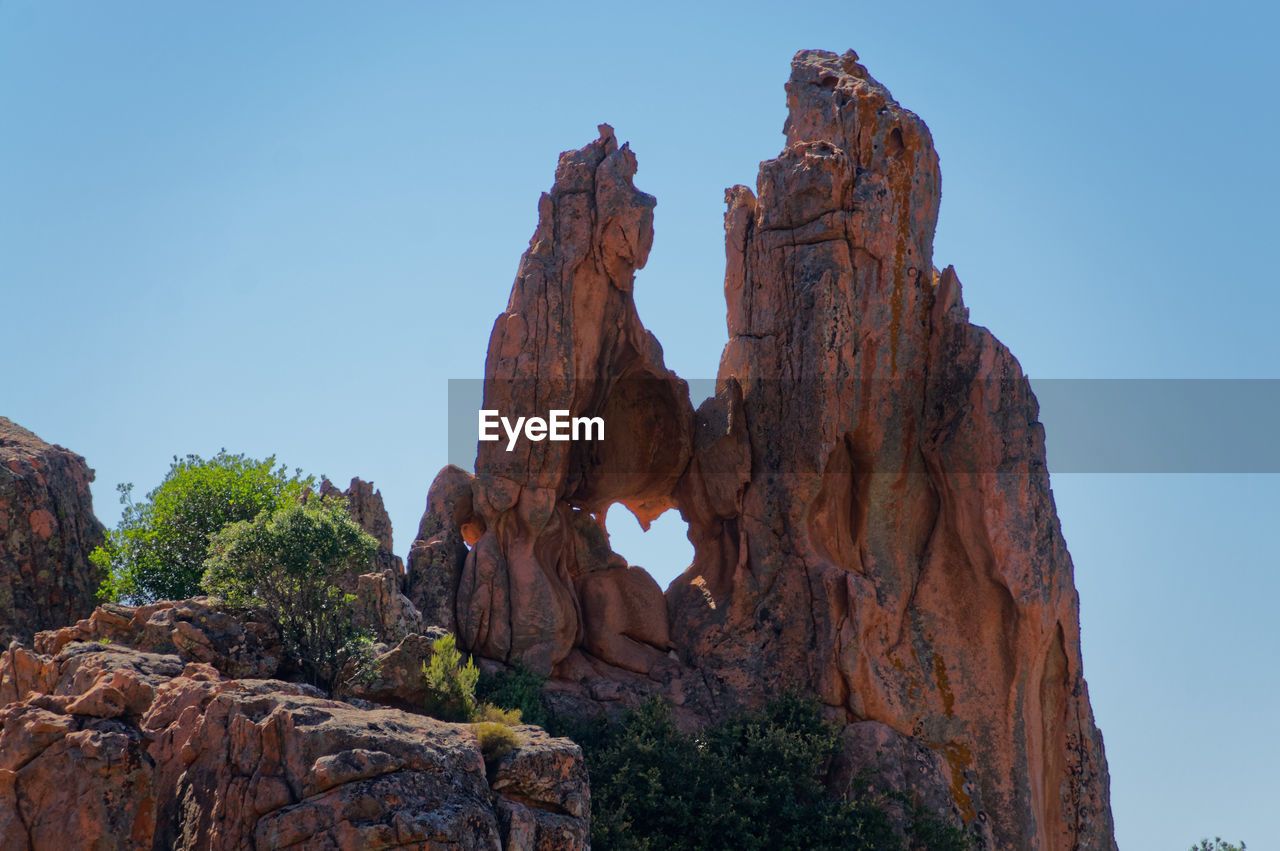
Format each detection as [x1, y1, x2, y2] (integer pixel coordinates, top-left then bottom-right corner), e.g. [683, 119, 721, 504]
[411, 49, 1116, 850]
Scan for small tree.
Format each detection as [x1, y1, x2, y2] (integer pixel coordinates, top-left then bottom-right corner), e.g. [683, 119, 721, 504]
[92, 450, 311, 603]
[202, 494, 376, 690]
[422, 633, 480, 722]
[1191, 840, 1246, 851]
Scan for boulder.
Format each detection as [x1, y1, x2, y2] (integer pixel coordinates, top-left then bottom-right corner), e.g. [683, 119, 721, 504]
[33, 597, 282, 680]
[0, 625, 589, 849]
[0, 418, 105, 643]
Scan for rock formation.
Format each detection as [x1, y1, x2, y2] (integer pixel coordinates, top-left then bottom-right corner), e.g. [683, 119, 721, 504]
[0, 418, 105, 644]
[319, 477, 425, 643]
[0, 419, 594, 849]
[0, 601, 589, 849]
[405, 464, 476, 636]
[411, 49, 1115, 849]
[320, 477, 403, 578]
[449, 124, 694, 676]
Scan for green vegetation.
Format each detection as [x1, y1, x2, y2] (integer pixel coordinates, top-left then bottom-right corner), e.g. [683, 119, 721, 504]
[476, 678, 971, 851]
[476, 703, 523, 725]
[421, 633, 480, 722]
[417, 634, 529, 768]
[473, 721, 520, 765]
[201, 494, 376, 690]
[92, 451, 312, 603]
[1191, 840, 1246, 851]
[574, 695, 899, 851]
[477, 664, 550, 727]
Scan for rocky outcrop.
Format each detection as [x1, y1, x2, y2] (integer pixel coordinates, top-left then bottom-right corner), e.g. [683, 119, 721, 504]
[320, 477, 402, 578]
[30, 596, 281, 681]
[0, 418, 105, 643]
[335, 628, 450, 711]
[319, 477, 425, 643]
[405, 465, 476, 635]
[0, 604, 589, 850]
[411, 49, 1115, 849]
[446, 124, 695, 676]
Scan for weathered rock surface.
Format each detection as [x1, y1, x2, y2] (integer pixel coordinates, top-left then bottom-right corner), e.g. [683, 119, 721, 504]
[319, 477, 425, 643]
[0, 418, 105, 643]
[412, 49, 1115, 849]
[405, 465, 476, 635]
[320, 477, 403, 578]
[335, 628, 450, 711]
[0, 604, 589, 850]
[447, 124, 695, 675]
[32, 596, 282, 680]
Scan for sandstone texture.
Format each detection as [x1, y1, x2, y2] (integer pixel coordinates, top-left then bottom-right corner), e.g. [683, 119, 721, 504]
[0, 603, 589, 850]
[411, 49, 1116, 849]
[0, 418, 105, 644]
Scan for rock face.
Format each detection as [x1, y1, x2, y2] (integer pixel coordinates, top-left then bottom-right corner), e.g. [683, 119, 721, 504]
[0, 418, 105, 644]
[320, 477, 425, 643]
[405, 465, 476, 636]
[320, 477, 403, 578]
[412, 49, 1115, 849]
[0, 603, 589, 850]
[450, 124, 694, 676]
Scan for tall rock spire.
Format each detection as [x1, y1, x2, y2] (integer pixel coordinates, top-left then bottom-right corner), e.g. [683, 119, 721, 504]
[414, 49, 1116, 849]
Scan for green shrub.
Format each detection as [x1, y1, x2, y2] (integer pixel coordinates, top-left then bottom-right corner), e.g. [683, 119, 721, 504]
[482, 679, 971, 850]
[476, 703, 523, 726]
[422, 633, 479, 722]
[580, 695, 903, 851]
[201, 494, 376, 690]
[92, 451, 312, 603]
[904, 801, 971, 851]
[477, 665, 549, 728]
[1191, 840, 1247, 851]
[473, 721, 520, 765]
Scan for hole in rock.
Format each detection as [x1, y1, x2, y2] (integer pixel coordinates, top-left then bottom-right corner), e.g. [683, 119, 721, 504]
[885, 126, 905, 158]
[604, 506, 693, 591]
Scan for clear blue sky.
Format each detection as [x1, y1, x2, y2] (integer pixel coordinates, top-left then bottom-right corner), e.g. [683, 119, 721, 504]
[2, 2, 1276, 848]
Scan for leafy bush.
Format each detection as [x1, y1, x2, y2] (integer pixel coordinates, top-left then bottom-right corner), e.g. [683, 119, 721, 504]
[1191, 840, 1246, 851]
[201, 494, 376, 690]
[477, 679, 971, 850]
[902, 800, 972, 851]
[422, 633, 480, 722]
[477, 665, 549, 728]
[569, 695, 909, 851]
[92, 451, 311, 603]
[473, 721, 520, 765]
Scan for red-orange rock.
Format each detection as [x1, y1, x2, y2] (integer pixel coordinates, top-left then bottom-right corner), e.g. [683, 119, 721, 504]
[34, 597, 282, 679]
[424, 48, 1115, 850]
[0, 626, 590, 848]
[406, 465, 475, 634]
[668, 51, 1113, 849]
[319, 477, 427, 642]
[438, 124, 694, 674]
[0, 418, 105, 643]
[320, 477, 403, 577]
[575, 564, 672, 677]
